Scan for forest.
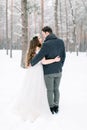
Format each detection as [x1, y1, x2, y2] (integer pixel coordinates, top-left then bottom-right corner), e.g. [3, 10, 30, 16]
[0, 0, 87, 66]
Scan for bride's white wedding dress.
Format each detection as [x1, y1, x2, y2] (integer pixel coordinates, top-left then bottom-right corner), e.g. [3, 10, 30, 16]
[12, 61, 51, 122]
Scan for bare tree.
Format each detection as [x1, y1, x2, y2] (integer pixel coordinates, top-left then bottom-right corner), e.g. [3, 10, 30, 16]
[34, 0, 39, 34]
[41, 0, 44, 29]
[21, 0, 28, 68]
[1, 0, 87, 53]
[10, 0, 14, 58]
[59, 0, 63, 38]
[68, 0, 76, 52]
[65, 0, 69, 51]
[54, 0, 59, 36]
[6, 0, 9, 55]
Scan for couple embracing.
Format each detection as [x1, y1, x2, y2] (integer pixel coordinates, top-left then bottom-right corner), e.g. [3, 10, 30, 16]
[14, 26, 66, 122]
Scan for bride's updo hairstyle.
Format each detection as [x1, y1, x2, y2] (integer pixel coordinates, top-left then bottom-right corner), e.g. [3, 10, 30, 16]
[25, 36, 41, 67]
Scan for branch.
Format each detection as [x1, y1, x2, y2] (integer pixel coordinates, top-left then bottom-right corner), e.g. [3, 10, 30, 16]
[13, 5, 23, 14]
[81, 0, 87, 12]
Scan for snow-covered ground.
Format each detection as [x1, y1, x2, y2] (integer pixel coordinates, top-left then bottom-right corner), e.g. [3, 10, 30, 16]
[0, 50, 87, 130]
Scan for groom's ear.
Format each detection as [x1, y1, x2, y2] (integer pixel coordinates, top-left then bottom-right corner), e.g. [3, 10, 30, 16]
[45, 32, 50, 36]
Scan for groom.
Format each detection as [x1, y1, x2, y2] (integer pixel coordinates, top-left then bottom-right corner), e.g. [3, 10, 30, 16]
[31, 26, 66, 114]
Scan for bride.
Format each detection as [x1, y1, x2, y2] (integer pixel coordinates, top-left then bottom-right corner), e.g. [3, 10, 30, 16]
[12, 35, 60, 122]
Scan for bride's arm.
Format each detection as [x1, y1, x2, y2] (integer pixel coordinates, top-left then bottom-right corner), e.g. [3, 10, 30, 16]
[41, 56, 61, 65]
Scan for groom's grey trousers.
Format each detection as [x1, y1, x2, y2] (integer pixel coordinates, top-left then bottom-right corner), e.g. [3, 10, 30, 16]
[44, 72, 62, 107]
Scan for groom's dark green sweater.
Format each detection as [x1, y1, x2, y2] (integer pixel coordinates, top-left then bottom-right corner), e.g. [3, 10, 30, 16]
[31, 34, 66, 75]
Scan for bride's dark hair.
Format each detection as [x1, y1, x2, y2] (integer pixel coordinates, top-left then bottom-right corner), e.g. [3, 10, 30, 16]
[25, 36, 41, 67]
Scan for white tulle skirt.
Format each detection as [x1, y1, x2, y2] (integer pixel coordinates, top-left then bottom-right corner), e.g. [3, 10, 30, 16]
[12, 62, 51, 122]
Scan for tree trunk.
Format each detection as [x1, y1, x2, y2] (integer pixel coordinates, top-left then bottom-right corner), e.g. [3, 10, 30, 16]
[69, 0, 76, 52]
[21, 0, 28, 68]
[6, 0, 9, 55]
[79, 23, 83, 51]
[54, 0, 59, 37]
[34, 0, 37, 34]
[65, 0, 69, 51]
[41, 0, 44, 29]
[10, 0, 13, 58]
[59, 0, 63, 38]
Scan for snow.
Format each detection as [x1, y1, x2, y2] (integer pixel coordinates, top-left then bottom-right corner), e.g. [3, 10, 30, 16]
[0, 50, 87, 130]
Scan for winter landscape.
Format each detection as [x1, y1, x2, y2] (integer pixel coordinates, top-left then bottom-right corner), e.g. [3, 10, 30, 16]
[0, 0, 87, 129]
[0, 50, 87, 130]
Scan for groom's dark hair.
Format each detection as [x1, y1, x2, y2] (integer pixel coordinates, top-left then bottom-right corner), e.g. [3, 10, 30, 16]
[42, 26, 53, 34]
